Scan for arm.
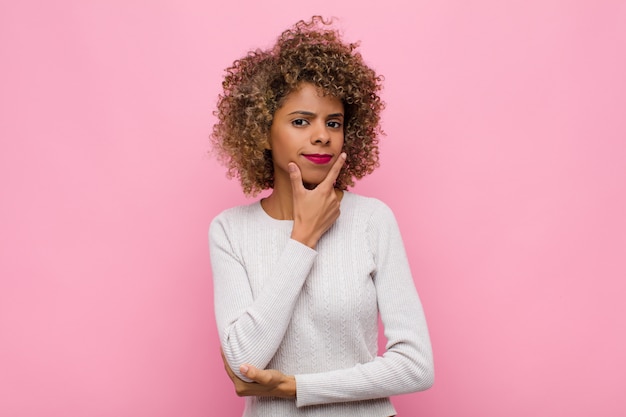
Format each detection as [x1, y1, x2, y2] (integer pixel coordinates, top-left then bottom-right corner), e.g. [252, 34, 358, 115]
[293, 202, 434, 407]
[218, 201, 434, 404]
[220, 349, 296, 398]
[210, 218, 317, 381]
[221, 201, 434, 404]
[211, 154, 346, 382]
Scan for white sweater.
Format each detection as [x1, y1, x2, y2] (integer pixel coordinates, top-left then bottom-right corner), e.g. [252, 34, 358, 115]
[209, 192, 434, 416]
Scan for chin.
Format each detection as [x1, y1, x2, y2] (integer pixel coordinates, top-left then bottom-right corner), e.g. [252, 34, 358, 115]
[302, 182, 320, 190]
[299, 167, 331, 189]
[302, 176, 326, 189]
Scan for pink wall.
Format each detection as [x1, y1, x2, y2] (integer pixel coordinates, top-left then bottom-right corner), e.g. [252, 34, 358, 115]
[1, 1, 625, 416]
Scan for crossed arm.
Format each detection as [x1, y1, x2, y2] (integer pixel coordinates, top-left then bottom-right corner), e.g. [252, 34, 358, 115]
[221, 349, 296, 398]
[213, 155, 346, 385]
[212, 155, 434, 403]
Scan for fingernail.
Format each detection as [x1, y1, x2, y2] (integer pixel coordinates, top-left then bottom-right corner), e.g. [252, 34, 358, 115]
[240, 365, 249, 374]
[288, 164, 296, 173]
[340, 152, 347, 159]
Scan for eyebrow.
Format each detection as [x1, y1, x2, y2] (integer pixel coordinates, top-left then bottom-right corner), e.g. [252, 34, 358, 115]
[287, 111, 344, 118]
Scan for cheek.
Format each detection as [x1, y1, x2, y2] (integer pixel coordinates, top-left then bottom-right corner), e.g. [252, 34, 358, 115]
[269, 141, 293, 166]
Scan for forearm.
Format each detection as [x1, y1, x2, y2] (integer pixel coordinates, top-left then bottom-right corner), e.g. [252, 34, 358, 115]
[221, 352, 297, 399]
[294, 199, 434, 407]
[214, 238, 317, 379]
[294, 338, 434, 407]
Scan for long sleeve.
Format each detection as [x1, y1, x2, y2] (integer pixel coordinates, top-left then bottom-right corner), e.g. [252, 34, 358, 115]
[209, 210, 317, 381]
[294, 201, 434, 407]
[209, 195, 433, 416]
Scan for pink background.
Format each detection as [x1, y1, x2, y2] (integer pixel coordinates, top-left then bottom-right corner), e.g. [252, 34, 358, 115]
[1, 1, 625, 416]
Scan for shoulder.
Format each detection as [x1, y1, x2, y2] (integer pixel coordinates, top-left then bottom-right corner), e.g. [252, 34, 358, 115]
[342, 191, 396, 222]
[344, 193, 406, 264]
[343, 192, 402, 246]
[209, 201, 261, 239]
[211, 202, 259, 223]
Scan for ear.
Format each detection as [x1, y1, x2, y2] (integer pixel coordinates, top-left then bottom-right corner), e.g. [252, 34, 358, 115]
[262, 134, 272, 151]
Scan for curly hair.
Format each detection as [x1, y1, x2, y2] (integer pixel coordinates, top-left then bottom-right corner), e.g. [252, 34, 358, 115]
[210, 16, 385, 196]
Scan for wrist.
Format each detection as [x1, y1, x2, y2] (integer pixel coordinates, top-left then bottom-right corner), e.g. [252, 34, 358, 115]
[281, 375, 297, 398]
[290, 227, 319, 249]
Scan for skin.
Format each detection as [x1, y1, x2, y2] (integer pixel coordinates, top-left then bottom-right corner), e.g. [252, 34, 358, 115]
[262, 82, 347, 248]
[267, 82, 345, 191]
[222, 82, 348, 397]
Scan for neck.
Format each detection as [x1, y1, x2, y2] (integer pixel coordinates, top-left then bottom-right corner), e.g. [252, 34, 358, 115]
[261, 176, 345, 221]
[261, 175, 295, 220]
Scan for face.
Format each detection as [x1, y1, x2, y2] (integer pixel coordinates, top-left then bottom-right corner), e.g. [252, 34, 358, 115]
[268, 83, 345, 189]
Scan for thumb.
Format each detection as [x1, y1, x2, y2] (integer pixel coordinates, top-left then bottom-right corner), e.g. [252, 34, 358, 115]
[240, 364, 254, 378]
[240, 363, 263, 382]
[288, 163, 303, 193]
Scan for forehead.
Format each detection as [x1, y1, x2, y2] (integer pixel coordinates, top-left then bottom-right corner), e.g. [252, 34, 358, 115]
[279, 83, 344, 113]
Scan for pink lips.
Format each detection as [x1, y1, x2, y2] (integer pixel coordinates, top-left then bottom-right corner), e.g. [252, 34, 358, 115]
[303, 154, 333, 164]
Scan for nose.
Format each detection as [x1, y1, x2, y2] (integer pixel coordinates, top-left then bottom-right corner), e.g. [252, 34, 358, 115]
[311, 121, 331, 145]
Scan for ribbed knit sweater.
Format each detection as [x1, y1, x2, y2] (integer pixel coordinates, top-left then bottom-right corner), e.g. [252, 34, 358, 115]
[209, 192, 434, 416]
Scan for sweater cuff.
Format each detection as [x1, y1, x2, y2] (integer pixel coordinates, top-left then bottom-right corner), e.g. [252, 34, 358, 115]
[271, 238, 318, 288]
[284, 238, 317, 263]
[294, 373, 315, 408]
[294, 372, 359, 408]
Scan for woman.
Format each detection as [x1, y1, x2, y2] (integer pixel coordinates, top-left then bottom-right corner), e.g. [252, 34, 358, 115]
[209, 16, 434, 417]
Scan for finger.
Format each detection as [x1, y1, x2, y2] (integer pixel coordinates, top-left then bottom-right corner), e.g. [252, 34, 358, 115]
[321, 152, 346, 186]
[222, 361, 236, 379]
[220, 349, 229, 371]
[241, 364, 272, 385]
[225, 365, 233, 376]
[240, 363, 255, 381]
[223, 362, 238, 382]
[288, 162, 304, 194]
[221, 350, 242, 381]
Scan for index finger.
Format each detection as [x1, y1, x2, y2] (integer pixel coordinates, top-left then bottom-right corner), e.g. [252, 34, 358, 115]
[321, 152, 346, 187]
[221, 349, 239, 379]
[222, 356, 237, 380]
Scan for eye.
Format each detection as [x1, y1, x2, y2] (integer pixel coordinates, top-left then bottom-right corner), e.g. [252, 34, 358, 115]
[327, 121, 342, 129]
[292, 119, 309, 127]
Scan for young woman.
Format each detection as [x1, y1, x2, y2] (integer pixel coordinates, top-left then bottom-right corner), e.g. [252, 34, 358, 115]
[209, 16, 434, 417]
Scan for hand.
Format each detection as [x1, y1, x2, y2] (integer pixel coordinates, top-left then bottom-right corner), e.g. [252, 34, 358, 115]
[289, 152, 346, 248]
[221, 349, 296, 398]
